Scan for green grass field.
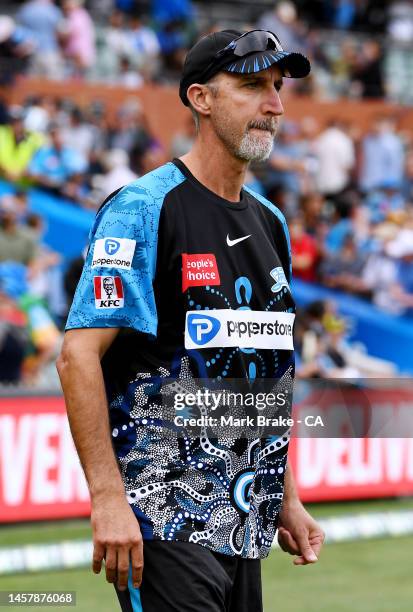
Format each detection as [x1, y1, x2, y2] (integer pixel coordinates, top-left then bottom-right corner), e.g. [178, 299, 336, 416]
[1, 499, 412, 611]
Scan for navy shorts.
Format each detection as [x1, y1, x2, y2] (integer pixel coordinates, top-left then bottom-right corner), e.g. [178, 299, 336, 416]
[114, 540, 263, 612]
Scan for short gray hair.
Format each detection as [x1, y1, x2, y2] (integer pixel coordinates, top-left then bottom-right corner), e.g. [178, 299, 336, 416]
[188, 78, 220, 132]
[189, 105, 200, 132]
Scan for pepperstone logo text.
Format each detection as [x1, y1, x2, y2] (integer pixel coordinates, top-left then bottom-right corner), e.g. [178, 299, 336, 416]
[92, 237, 136, 270]
[185, 309, 295, 350]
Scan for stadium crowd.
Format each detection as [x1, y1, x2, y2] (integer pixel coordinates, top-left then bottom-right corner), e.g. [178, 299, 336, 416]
[1, 0, 412, 385]
[1, 1, 413, 102]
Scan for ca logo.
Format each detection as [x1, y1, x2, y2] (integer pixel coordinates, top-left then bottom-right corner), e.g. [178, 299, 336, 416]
[187, 314, 221, 346]
[105, 239, 121, 255]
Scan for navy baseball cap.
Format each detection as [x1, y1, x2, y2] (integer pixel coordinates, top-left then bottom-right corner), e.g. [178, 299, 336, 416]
[179, 29, 311, 106]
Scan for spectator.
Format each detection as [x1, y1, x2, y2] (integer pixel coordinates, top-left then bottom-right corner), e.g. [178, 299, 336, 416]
[386, 229, 413, 317]
[27, 124, 87, 194]
[116, 0, 141, 14]
[388, 1, 413, 43]
[103, 9, 133, 76]
[265, 120, 308, 214]
[0, 107, 44, 183]
[387, 1, 413, 102]
[300, 192, 325, 237]
[64, 252, 85, 307]
[319, 234, 367, 293]
[314, 119, 355, 199]
[114, 55, 144, 88]
[350, 40, 384, 99]
[0, 286, 28, 384]
[0, 190, 29, 222]
[364, 180, 406, 223]
[23, 96, 52, 133]
[92, 148, 137, 200]
[17, 0, 64, 78]
[331, 0, 356, 30]
[24, 95, 66, 131]
[88, 0, 114, 20]
[324, 197, 354, 253]
[317, 308, 361, 378]
[25, 212, 65, 319]
[402, 148, 413, 202]
[108, 100, 152, 165]
[290, 214, 319, 282]
[0, 208, 37, 266]
[60, 0, 96, 75]
[61, 107, 96, 158]
[154, 0, 194, 76]
[127, 12, 161, 79]
[0, 15, 34, 85]
[361, 222, 401, 314]
[152, 0, 193, 25]
[83, 102, 110, 173]
[257, 1, 307, 54]
[359, 117, 405, 193]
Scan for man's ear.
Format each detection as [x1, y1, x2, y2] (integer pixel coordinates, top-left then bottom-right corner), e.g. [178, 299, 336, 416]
[186, 83, 213, 117]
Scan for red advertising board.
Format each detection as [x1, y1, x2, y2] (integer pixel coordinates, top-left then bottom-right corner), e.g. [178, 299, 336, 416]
[289, 385, 413, 501]
[1, 389, 413, 523]
[289, 437, 413, 501]
[0, 396, 90, 523]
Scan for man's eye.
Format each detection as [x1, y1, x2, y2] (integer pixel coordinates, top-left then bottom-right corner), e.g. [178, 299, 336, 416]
[246, 82, 258, 88]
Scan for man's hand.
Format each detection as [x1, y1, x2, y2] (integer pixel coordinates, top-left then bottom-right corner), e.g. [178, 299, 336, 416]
[278, 500, 325, 565]
[91, 494, 143, 591]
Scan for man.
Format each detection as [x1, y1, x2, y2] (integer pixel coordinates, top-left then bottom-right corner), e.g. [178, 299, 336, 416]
[27, 123, 87, 194]
[0, 208, 37, 266]
[60, 0, 96, 74]
[17, 0, 64, 79]
[359, 117, 404, 194]
[57, 29, 324, 612]
[0, 107, 44, 183]
[314, 118, 355, 200]
[0, 16, 34, 85]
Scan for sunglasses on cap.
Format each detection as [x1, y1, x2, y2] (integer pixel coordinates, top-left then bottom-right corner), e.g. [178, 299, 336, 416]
[215, 30, 284, 59]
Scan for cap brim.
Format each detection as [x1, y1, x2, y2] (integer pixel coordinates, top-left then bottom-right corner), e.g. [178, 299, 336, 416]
[223, 50, 311, 78]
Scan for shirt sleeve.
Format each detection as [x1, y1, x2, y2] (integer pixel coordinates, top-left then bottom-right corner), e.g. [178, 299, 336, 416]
[65, 185, 160, 337]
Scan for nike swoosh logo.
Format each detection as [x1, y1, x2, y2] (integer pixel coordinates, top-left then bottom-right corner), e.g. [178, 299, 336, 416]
[226, 234, 251, 247]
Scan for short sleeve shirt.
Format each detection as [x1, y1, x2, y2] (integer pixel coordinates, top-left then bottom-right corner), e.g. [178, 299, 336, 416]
[66, 159, 295, 559]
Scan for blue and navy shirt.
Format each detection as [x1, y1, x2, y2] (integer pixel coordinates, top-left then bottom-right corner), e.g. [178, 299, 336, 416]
[66, 159, 295, 559]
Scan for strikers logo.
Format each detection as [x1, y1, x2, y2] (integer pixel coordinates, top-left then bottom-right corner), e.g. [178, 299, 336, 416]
[270, 266, 290, 293]
[94, 276, 124, 309]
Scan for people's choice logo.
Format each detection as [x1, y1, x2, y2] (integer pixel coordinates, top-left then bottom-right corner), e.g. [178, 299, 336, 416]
[92, 237, 136, 270]
[187, 314, 221, 346]
[94, 276, 124, 308]
[182, 253, 221, 292]
[105, 239, 121, 256]
[185, 309, 295, 350]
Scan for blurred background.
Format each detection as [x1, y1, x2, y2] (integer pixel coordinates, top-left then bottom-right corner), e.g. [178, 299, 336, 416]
[0, 1, 412, 610]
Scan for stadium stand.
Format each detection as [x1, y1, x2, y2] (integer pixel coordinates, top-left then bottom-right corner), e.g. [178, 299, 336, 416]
[0, 0, 412, 387]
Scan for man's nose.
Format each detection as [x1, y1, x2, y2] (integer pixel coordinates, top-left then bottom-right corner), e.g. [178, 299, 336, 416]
[262, 88, 284, 116]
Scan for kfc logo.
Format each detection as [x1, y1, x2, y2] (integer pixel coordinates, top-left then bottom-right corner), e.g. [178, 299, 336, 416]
[94, 276, 124, 309]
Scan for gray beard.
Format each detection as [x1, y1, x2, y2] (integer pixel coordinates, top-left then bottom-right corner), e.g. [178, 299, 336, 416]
[236, 130, 275, 162]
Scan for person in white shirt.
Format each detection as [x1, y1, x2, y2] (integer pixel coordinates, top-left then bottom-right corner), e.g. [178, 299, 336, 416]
[314, 119, 355, 197]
